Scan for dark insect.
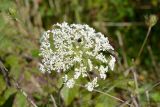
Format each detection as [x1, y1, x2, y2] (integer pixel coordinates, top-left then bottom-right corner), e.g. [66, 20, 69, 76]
[77, 38, 82, 42]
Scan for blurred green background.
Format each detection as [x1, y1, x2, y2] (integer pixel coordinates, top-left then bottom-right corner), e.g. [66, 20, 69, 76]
[0, 0, 160, 107]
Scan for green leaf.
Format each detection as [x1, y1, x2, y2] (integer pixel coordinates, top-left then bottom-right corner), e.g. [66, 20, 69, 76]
[5, 55, 21, 79]
[61, 86, 78, 106]
[13, 93, 28, 107]
[31, 49, 40, 58]
[95, 103, 103, 107]
[151, 92, 160, 102]
[0, 87, 17, 106]
[0, 35, 14, 53]
[1, 93, 16, 107]
[0, 75, 6, 95]
[0, 0, 13, 11]
[95, 93, 118, 107]
[0, 17, 6, 30]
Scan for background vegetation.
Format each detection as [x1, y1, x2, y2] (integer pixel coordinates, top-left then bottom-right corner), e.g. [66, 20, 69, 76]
[0, 0, 160, 107]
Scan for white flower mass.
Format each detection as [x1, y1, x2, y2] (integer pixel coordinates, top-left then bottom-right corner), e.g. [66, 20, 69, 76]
[39, 22, 116, 91]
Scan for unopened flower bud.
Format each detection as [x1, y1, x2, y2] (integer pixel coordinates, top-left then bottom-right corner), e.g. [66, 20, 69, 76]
[145, 14, 158, 27]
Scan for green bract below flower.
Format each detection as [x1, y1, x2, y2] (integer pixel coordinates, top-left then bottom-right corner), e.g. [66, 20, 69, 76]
[39, 22, 116, 91]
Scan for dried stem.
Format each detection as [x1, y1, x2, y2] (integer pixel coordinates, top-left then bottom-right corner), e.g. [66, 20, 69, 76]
[127, 63, 140, 107]
[13, 79, 38, 107]
[144, 81, 160, 107]
[147, 46, 159, 78]
[131, 25, 153, 106]
[146, 81, 160, 92]
[0, 61, 11, 86]
[0, 61, 38, 107]
[116, 31, 128, 68]
[50, 94, 58, 107]
[94, 22, 144, 27]
[131, 94, 139, 107]
[145, 91, 150, 107]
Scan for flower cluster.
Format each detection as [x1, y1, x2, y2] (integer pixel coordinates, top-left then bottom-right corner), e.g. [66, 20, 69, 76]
[39, 22, 116, 91]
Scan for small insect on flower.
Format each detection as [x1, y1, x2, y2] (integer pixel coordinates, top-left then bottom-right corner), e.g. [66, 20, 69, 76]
[39, 22, 116, 91]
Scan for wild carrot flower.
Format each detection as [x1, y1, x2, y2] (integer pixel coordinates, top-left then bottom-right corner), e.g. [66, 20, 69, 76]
[39, 22, 116, 91]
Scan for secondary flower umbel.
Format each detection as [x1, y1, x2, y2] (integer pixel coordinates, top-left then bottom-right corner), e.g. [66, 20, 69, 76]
[39, 22, 116, 91]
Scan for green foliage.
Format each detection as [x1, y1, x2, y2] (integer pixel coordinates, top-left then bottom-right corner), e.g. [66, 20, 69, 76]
[95, 94, 117, 107]
[5, 55, 20, 79]
[0, 75, 6, 95]
[0, 88, 17, 106]
[62, 86, 79, 106]
[151, 92, 160, 102]
[1, 93, 16, 107]
[0, 0, 160, 107]
[0, 0, 14, 11]
[13, 93, 28, 107]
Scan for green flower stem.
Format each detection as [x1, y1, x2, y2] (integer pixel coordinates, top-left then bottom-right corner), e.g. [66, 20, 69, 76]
[136, 26, 152, 61]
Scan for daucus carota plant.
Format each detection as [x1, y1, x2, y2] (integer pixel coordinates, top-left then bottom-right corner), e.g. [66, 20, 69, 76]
[39, 22, 116, 91]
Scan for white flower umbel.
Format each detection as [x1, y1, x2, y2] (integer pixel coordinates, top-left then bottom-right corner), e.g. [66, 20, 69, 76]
[85, 77, 99, 91]
[39, 22, 116, 91]
[109, 55, 116, 71]
[66, 78, 75, 88]
[99, 65, 108, 79]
